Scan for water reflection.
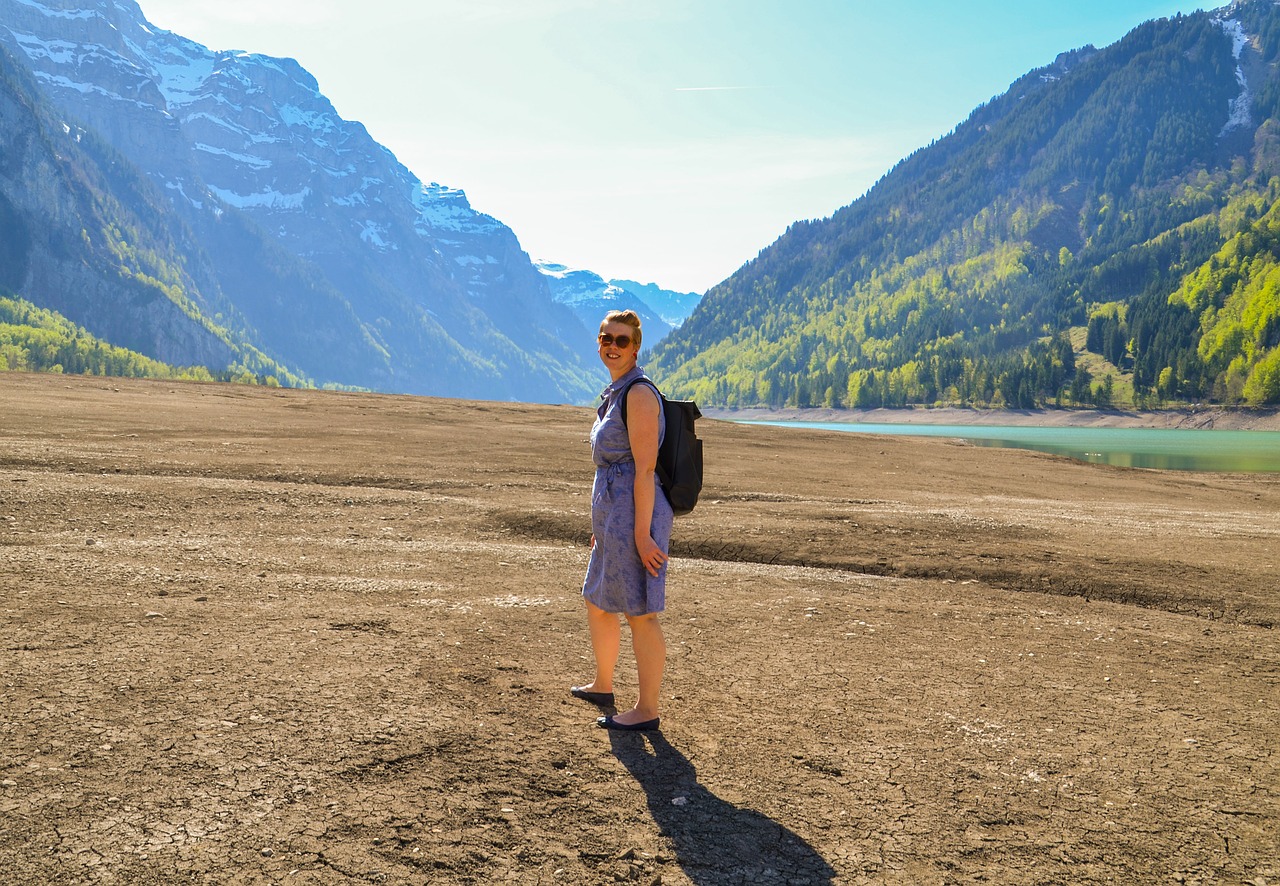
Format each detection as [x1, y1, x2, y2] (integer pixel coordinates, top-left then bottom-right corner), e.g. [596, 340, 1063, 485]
[608, 730, 836, 885]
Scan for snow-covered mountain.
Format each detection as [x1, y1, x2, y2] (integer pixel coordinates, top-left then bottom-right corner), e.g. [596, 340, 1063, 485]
[0, 0, 598, 401]
[536, 261, 703, 347]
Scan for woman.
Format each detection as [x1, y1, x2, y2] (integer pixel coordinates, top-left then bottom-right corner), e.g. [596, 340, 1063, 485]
[571, 309, 672, 732]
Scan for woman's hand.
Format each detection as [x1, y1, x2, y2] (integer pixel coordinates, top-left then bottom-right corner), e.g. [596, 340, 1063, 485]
[635, 533, 668, 577]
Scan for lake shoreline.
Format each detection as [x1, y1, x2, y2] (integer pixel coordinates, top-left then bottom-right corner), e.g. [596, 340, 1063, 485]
[703, 403, 1280, 431]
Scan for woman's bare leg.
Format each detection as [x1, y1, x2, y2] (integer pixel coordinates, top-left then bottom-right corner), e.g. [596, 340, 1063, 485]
[615, 612, 664, 724]
[582, 599, 621, 693]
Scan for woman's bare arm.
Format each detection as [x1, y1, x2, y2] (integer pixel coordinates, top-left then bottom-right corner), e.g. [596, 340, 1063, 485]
[626, 384, 668, 577]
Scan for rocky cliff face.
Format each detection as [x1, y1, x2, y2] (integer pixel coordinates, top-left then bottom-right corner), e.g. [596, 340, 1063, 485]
[0, 0, 597, 401]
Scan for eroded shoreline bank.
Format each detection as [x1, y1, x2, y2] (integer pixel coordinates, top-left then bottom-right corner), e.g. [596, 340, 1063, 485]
[703, 403, 1280, 430]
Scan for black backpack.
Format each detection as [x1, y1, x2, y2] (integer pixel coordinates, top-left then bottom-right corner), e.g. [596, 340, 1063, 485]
[619, 378, 704, 516]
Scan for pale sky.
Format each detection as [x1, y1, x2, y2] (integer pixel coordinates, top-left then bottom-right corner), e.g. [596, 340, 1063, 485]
[138, 1, 1200, 293]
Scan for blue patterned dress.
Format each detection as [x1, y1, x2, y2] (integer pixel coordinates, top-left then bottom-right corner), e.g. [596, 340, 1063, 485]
[582, 366, 673, 616]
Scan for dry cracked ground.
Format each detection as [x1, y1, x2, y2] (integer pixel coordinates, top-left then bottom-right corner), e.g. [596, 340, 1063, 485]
[1, 372, 1277, 885]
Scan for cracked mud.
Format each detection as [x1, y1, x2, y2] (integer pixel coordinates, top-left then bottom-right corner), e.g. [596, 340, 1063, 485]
[1, 373, 1277, 885]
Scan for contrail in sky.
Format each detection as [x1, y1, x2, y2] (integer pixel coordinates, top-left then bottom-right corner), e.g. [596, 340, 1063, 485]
[674, 86, 775, 91]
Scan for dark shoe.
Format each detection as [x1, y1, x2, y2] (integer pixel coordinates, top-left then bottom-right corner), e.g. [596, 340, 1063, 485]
[597, 715, 660, 732]
[571, 686, 615, 706]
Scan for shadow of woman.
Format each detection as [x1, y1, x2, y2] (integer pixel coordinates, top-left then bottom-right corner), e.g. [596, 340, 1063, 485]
[608, 730, 836, 885]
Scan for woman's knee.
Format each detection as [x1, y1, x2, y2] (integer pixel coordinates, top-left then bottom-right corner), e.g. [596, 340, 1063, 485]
[625, 612, 660, 629]
[586, 599, 621, 622]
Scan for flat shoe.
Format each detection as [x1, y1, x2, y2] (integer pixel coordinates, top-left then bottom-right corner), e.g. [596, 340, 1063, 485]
[570, 686, 615, 706]
[597, 715, 660, 732]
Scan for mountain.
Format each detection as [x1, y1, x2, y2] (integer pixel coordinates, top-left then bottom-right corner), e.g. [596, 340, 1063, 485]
[0, 0, 599, 402]
[0, 39, 297, 382]
[535, 261, 675, 346]
[608, 279, 702, 328]
[649, 2, 1280, 408]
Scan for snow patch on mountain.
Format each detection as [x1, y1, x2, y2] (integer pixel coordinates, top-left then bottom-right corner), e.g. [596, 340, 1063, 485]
[413, 183, 502, 235]
[164, 179, 205, 210]
[1216, 17, 1252, 135]
[207, 184, 310, 210]
[7, 31, 77, 64]
[148, 47, 216, 103]
[12, 0, 94, 19]
[358, 220, 395, 250]
[193, 142, 272, 168]
[278, 103, 337, 134]
[535, 262, 625, 304]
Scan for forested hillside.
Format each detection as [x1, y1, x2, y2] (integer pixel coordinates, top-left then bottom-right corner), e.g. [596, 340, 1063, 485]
[650, 4, 1280, 408]
[0, 297, 233, 382]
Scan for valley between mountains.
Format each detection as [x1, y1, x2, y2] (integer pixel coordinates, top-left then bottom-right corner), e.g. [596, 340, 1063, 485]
[1, 374, 1276, 884]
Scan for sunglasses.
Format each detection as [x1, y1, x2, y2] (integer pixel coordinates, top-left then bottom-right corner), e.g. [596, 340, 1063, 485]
[598, 333, 634, 349]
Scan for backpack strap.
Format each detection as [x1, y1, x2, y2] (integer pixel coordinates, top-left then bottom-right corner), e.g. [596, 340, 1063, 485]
[618, 377, 674, 490]
[618, 377, 662, 427]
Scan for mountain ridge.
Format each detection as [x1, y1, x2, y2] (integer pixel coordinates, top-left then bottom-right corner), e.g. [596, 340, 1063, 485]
[0, 0, 602, 402]
[649, 2, 1280, 409]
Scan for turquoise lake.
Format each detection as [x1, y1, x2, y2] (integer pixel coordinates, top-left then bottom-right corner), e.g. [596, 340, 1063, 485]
[739, 421, 1280, 473]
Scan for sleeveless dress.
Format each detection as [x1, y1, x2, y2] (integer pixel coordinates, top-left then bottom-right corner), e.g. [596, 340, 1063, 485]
[581, 366, 673, 616]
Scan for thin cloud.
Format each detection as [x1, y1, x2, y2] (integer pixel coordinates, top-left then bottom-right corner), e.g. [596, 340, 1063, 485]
[674, 86, 776, 91]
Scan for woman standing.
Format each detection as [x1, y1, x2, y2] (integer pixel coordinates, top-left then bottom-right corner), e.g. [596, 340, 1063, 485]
[571, 310, 672, 732]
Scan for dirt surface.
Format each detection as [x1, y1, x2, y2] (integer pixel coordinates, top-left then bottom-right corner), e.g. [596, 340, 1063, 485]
[1, 372, 1277, 885]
